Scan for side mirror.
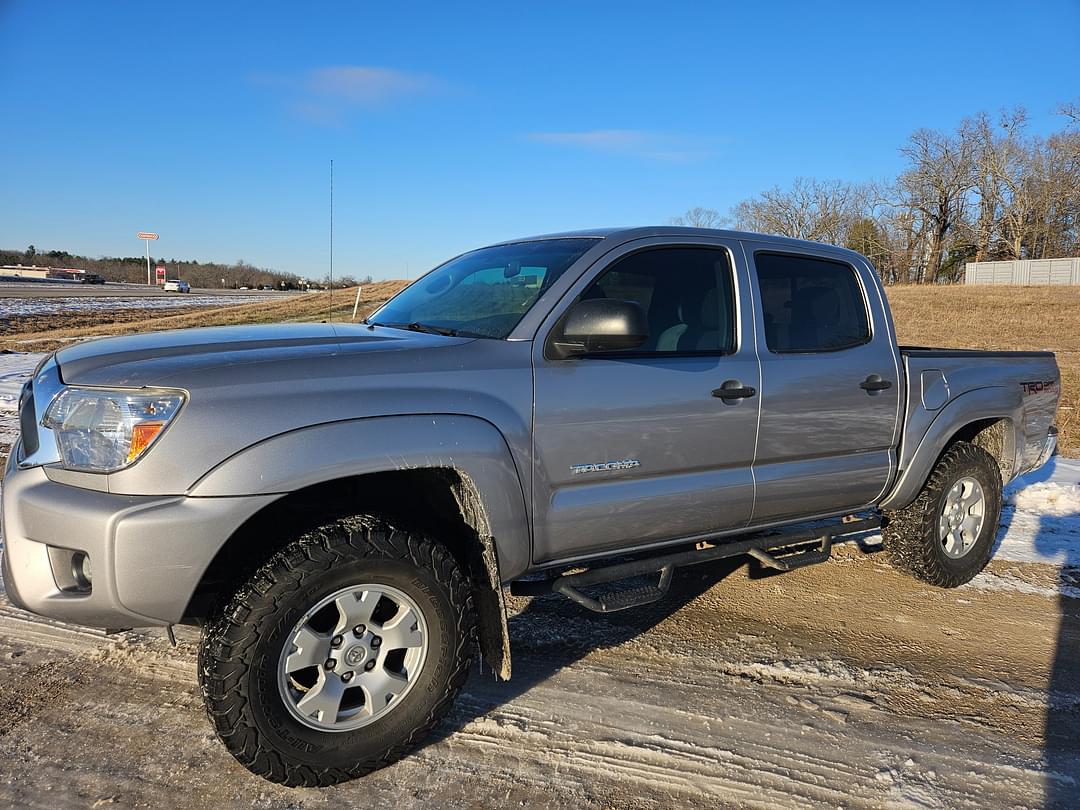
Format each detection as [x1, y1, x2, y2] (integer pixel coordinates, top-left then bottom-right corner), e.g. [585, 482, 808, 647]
[550, 298, 649, 359]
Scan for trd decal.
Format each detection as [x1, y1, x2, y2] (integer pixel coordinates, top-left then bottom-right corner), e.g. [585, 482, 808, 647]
[1020, 380, 1058, 395]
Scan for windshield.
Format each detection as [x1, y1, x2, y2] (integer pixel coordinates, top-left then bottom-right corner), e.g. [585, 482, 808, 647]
[371, 238, 599, 338]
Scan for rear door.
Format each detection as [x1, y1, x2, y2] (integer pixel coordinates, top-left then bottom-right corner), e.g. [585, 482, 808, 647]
[745, 245, 901, 523]
[530, 238, 761, 564]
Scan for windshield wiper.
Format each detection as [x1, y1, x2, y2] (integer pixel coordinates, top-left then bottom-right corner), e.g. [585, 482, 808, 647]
[377, 321, 460, 336]
[372, 320, 493, 338]
[406, 321, 460, 336]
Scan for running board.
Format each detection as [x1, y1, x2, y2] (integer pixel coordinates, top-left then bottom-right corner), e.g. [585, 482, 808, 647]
[510, 516, 880, 613]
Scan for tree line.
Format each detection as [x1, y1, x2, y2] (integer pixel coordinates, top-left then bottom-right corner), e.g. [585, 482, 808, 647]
[674, 100, 1080, 284]
[0, 247, 373, 290]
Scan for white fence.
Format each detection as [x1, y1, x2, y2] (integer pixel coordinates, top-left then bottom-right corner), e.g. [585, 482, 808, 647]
[964, 258, 1080, 285]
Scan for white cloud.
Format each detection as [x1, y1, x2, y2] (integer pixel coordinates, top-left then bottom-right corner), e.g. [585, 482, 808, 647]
[305, 66, 437, 105]
[526, 129, 715, 161]
[253, 65, 441, 125]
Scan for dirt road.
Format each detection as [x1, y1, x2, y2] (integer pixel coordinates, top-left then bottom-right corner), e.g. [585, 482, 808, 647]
[1, 542, 1077, 809]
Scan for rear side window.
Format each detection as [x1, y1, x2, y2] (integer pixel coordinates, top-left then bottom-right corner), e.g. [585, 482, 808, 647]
[755, 253, 870, 353]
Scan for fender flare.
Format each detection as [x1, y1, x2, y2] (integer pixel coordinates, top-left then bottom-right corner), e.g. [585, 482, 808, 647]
[879, 386, 1022, 511]
[189, 414, 531, 680]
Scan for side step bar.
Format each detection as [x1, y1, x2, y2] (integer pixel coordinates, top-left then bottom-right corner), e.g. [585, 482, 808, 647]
[510, 516, 881, 613]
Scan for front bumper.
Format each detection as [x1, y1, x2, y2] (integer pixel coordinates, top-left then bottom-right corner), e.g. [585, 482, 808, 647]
[2, 449, 277, 629]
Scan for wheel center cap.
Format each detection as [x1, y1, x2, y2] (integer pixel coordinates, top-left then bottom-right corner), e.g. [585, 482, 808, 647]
[344, 644, 368, 667]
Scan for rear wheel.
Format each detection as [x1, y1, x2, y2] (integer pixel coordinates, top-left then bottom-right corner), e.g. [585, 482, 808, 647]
[198, 516, 476, 786]
[882, 441, 1002, 587]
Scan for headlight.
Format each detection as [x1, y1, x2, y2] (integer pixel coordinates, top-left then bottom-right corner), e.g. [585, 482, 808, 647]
[42, 388, 185, 472]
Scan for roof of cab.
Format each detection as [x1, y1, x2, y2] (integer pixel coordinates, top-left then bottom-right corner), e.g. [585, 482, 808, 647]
[490, 226, 864, 260]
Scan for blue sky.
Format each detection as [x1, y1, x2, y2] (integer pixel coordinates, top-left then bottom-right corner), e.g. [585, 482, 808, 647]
[1, 1, 1078, 280]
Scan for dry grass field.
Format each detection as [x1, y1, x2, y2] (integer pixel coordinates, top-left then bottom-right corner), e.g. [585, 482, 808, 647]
[886, 285, 1079, 454]
[1, 281, 1076, 453]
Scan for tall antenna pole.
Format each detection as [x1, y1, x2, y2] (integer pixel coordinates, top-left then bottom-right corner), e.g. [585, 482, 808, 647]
[329, 158, 334, 321]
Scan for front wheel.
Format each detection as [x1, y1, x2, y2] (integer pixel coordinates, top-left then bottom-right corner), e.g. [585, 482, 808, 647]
[198, 516, 476, 786]
[882, 441, 1003, 587]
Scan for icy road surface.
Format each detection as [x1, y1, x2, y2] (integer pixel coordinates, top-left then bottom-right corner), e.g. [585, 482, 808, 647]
[1, 350, 1078, 808]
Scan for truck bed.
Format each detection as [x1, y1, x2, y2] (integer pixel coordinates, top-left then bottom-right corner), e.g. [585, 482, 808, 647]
[893, 345, 1059, 497]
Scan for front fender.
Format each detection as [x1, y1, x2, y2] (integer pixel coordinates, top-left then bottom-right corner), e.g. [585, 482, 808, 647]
[188, 414, 532, 580]
[879, 386, 1022, 511]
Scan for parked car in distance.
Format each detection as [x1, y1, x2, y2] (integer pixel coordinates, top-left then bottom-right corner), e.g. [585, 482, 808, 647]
[162, 279, 190, 293]
[2, 227, 1060, 787]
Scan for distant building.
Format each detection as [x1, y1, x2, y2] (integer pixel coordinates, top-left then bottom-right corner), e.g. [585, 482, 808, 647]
[0, 265, 104, 284]
[0, 264, 52, 279]
[964, 258, 1080, 285]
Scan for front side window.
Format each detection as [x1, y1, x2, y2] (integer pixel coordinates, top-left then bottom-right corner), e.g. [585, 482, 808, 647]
[573, 247, 737, 354]
[755, 252, 870, 353]
[373, 238, 598, 338]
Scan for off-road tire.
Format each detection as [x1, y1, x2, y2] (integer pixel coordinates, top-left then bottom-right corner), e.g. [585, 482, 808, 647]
[198, 515, 476, 786]
[882, 441, 1003, 587]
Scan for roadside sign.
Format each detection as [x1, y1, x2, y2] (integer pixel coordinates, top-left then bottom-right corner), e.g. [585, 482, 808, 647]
[156, 265, 166, 283]
[138, 231, 160, 285]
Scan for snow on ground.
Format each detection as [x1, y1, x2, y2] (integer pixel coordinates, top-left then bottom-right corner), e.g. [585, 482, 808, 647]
[1, 293, 287, 316]
[998, 457, 1080, 566]
[0, 351, 38, 447]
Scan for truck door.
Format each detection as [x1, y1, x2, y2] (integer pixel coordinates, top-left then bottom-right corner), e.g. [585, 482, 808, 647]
[530, 239, 760, 564]
[744, 245, 901, 523]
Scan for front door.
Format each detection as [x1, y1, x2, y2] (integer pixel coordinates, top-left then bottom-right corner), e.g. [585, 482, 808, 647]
[531, 241, 760, 564]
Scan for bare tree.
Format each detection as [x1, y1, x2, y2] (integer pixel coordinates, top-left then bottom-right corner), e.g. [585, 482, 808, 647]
[731, 177, 870, 245]
[672, 98, 1080, 285]
[1058, 99, 1080, 126]
[969, 109, 1039, 260]
[670, 207, 727, 229]
[1030, 131, 1080, 258]
[896, 126, 978, 282]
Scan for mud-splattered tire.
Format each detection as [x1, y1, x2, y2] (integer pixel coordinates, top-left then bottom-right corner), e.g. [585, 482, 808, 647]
[198, 516, 476, 787]
[882, 441, 1003, 588]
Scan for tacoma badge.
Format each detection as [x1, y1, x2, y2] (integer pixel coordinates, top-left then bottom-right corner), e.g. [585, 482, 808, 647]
[570, 459, 641, 475]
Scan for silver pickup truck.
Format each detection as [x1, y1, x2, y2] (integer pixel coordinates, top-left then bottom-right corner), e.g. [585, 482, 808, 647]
[2, 227, 1060, 785]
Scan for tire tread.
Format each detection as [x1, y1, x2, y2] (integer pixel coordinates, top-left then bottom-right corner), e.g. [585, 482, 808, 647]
[882, 441, 1002, 588]
[198, 516, 476, 787]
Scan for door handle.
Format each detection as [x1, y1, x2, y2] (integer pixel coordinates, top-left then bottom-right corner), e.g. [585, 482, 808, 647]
[859, 375, 893, 392]
[712, 380, 757, 401]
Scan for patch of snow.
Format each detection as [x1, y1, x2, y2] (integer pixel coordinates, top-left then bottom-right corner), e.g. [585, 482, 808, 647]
[0, 352, 45, 448]
[995, 457, 1080, 567]
[968, 571, 1080, 601]
[0, 351, 43, 411]
[1, 294, 286, 317]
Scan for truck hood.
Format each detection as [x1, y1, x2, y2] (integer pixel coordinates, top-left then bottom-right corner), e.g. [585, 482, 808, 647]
[55, 322, 472, 387]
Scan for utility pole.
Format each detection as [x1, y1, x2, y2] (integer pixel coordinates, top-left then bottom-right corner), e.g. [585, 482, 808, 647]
[329, 159, 334, 321]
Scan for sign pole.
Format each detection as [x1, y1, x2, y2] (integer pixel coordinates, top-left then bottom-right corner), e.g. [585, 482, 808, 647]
[137, 232, 159, 286]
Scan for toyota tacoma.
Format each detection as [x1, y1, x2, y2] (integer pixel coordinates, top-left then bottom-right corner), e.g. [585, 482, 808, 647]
[2, 227, 1060, 785]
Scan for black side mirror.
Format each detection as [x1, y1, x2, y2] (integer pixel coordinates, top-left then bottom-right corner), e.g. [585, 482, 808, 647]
[550, 298, 649, 359]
